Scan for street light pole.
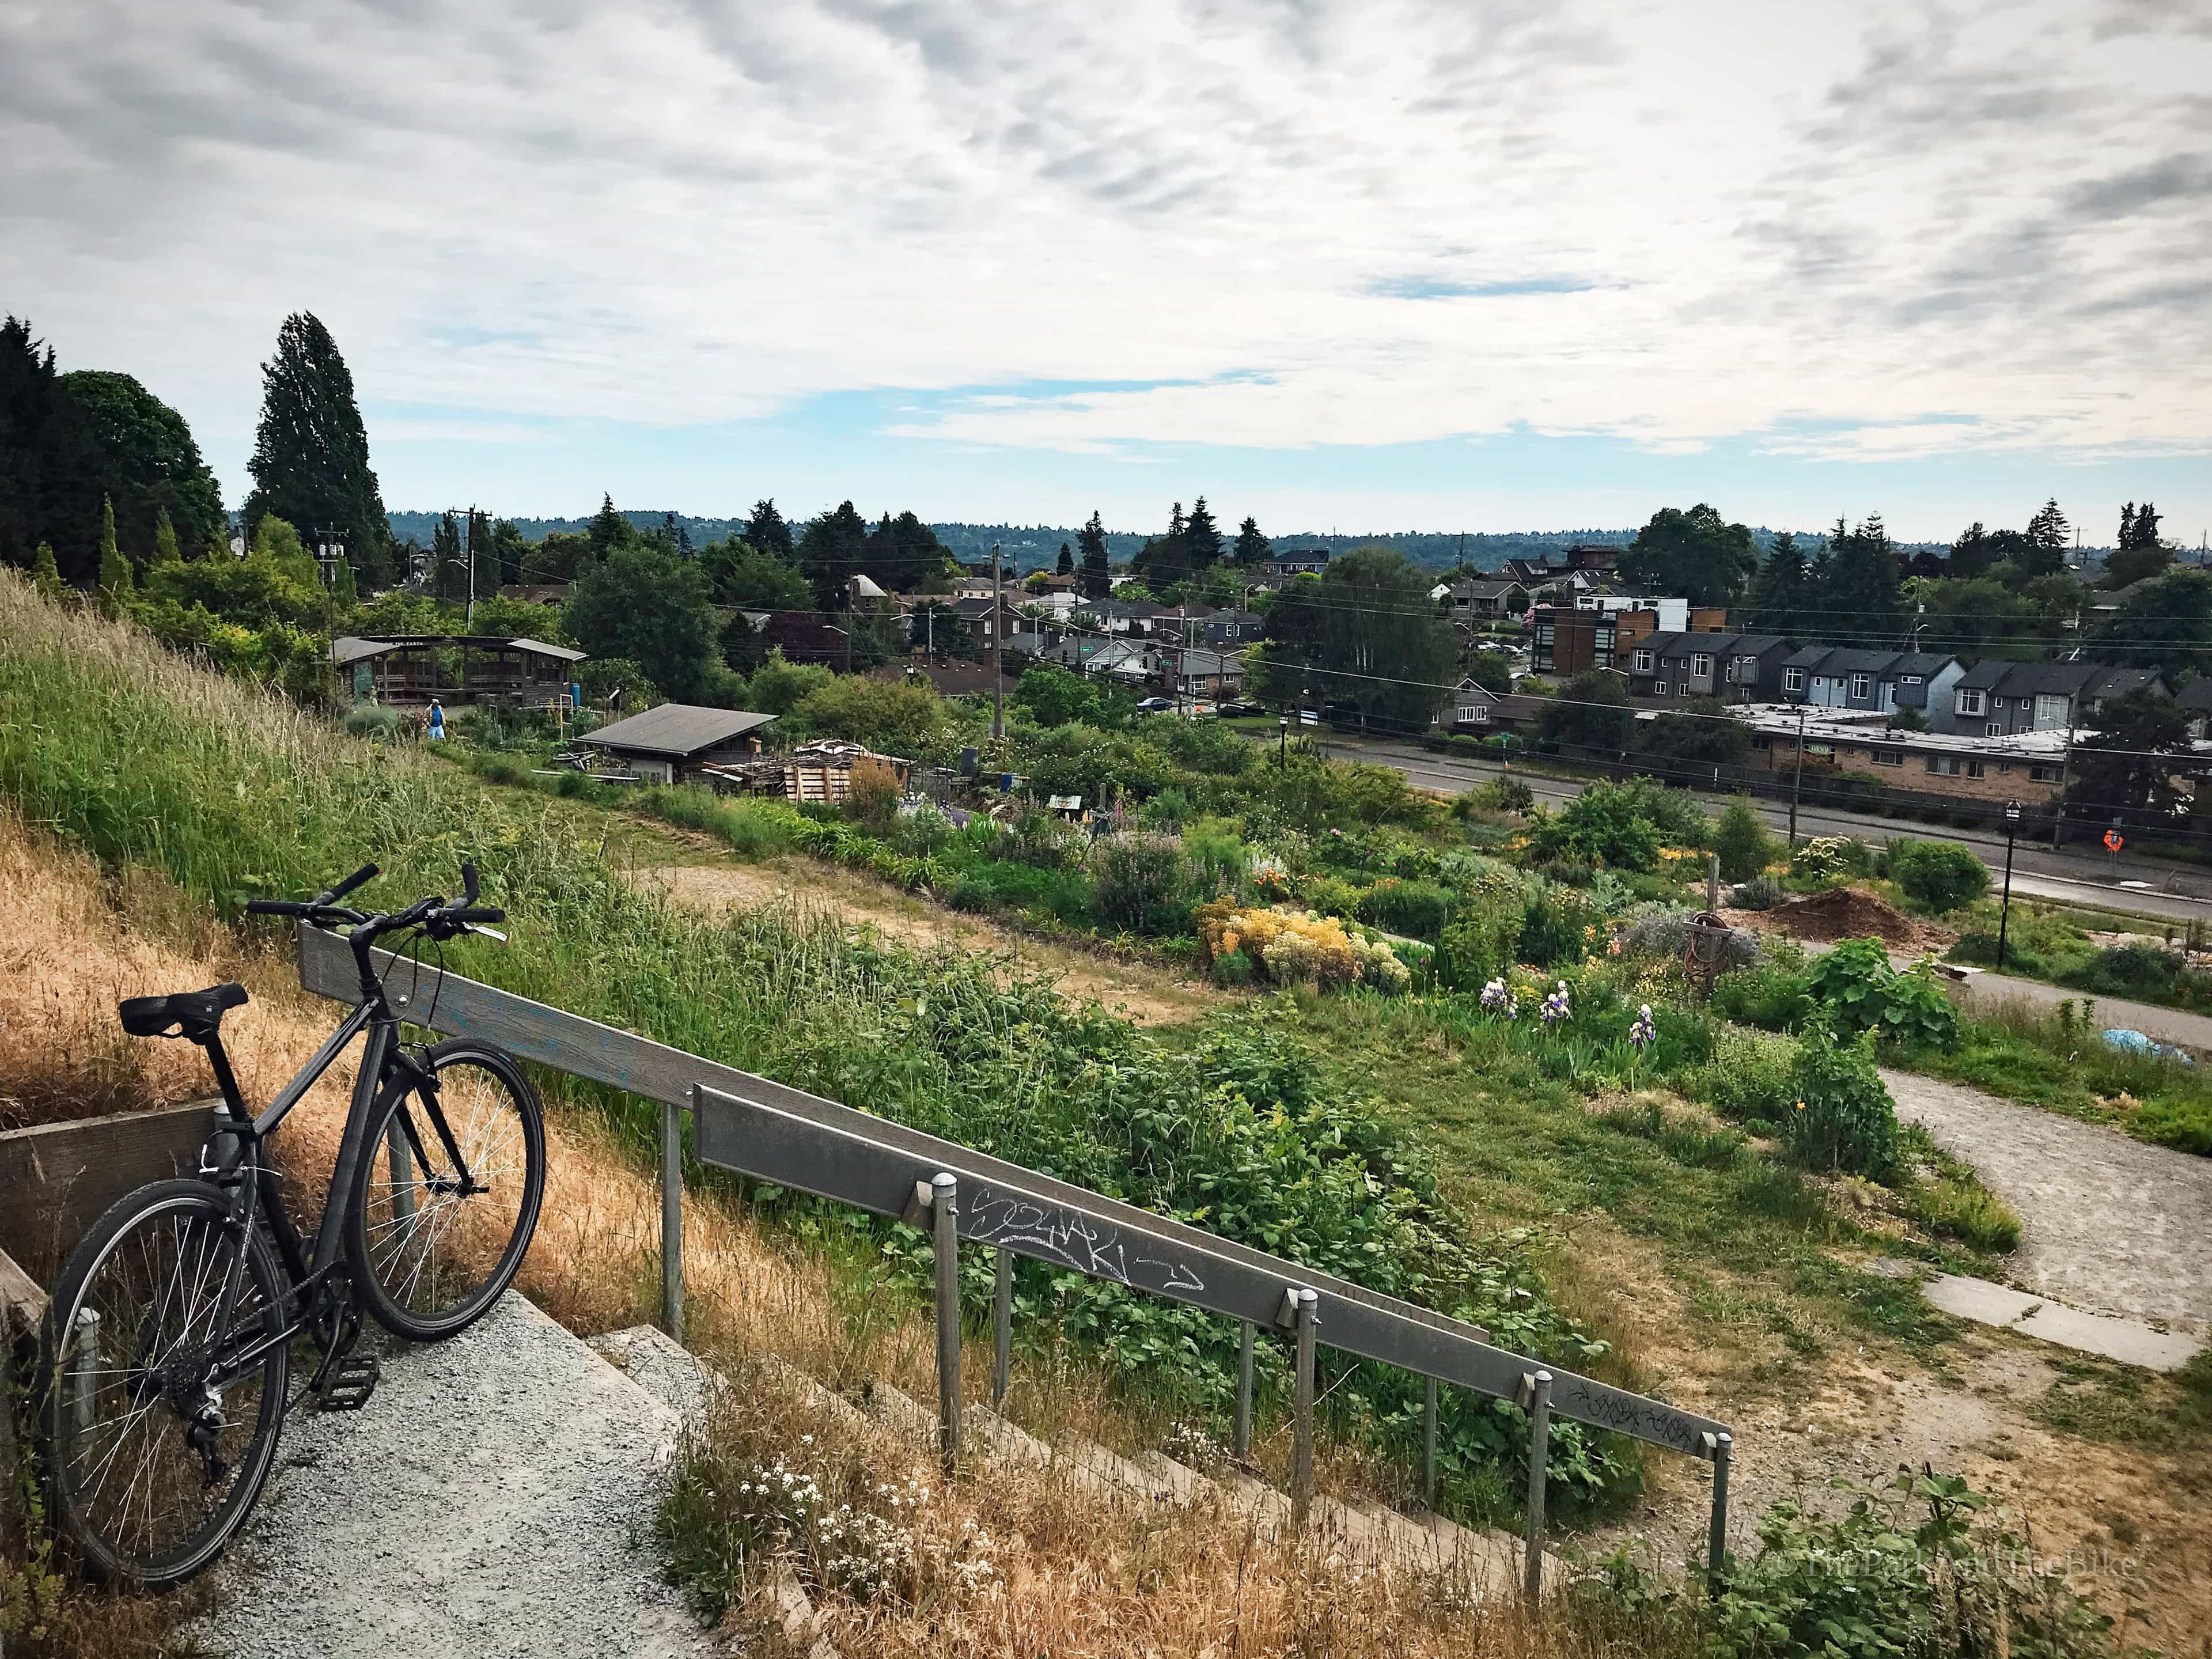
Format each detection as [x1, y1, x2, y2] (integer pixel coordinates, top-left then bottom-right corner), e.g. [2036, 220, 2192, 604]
[1278, 715, 1288, 767]
[990, 540, 1005, 743]
[1998, 801, 2021, 972]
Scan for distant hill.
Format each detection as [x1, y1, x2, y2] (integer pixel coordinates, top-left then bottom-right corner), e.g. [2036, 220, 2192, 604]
[386, 510, 1948, 573]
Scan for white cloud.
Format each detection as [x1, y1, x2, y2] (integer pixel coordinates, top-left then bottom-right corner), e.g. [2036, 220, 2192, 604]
[1, 0, 2207, 509]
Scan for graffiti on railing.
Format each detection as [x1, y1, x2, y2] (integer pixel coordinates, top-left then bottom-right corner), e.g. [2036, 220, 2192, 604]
[965, 1184, 1208, 1298]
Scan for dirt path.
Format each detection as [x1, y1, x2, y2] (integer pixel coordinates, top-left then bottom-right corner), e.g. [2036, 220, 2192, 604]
[637, 857, 1222, 1027]
[1881, 1067, 2212, 1336]
[1950, 969, 2212, 1055]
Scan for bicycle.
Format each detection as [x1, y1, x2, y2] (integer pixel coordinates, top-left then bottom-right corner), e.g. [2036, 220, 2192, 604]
[34, 861, 547, 1588]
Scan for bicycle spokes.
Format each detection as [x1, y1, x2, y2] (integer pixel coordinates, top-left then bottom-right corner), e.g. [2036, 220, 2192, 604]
[361, 1066, 529, 1322]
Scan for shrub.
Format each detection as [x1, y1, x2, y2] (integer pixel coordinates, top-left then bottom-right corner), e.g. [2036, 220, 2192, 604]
[1887, 838, 1990, 912]
[1785, 1028, 1899, 1180]
[1614, 779, 1710, 850]
[1476, 776, 1534, 815]
[1692, 1025, 1800, 1130]
[1728, 874, 1785, 911]
[1194, 902, 1409, 993]
[1211, 948, 1253, 987]
[1713, 796, 1781, 882]
[1088, 831, 1191, 934]
[1520, 887, 1596, 968]
[1906, 1177, 2022, 1253]
[339, 703, 403, 742]
[1524, 782, 1662, 872]
[846, 756, 902, 827]
[1435, 900, 1525, 991]
[1002, 808, 1082, 870]
[1620, 909, 1764, 975]
[1181, 817, 1249, 900]
[1354, 877, 1457, 940]
[1790, 835, 1867, 883]
[1711, 961, 1813, 1032]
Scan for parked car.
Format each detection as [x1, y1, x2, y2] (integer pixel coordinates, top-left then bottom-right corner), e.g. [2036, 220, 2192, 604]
[1134, 696, 1176, 713]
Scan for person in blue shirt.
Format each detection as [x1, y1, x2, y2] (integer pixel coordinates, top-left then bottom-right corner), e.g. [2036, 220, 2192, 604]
[427, 698, 446, 741]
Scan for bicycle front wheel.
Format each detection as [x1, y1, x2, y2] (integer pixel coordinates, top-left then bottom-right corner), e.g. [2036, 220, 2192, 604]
[344, 1040, 546, 1340]
[40, 1179, 290, 1588]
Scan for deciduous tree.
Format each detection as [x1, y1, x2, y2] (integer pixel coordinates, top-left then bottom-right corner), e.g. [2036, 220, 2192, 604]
[60, 369, 225, 566]
[563, 541, 721, 702]
[1619, 503, 1757, 607]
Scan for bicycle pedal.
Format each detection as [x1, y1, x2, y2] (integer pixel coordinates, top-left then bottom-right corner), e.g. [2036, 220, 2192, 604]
[317, 1354, 380, 1411]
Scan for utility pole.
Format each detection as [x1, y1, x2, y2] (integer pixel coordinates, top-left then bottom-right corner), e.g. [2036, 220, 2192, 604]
[990, 541, 1005, 742]
[464, 506, 477, 631]
[1788, 702, 1809, 845]
[2051, 718, 2075, 848]
[1998, 801, 2021, 970]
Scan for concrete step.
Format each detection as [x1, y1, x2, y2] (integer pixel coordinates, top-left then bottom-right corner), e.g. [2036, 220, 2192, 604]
[196, 1294, 716, 1658]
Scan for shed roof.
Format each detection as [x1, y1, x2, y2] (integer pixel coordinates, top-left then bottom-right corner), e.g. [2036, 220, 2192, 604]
[328, 634, 586, 668]
[578, 704, 778, 757]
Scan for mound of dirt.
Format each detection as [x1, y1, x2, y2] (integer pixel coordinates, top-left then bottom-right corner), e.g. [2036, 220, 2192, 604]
[1757, 885, 1945, 949]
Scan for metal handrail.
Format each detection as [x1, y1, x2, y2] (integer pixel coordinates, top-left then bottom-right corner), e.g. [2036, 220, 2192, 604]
[297, 926, 1736, 1588]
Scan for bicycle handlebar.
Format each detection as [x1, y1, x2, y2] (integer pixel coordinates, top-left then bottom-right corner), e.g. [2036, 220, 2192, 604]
[317, 862, 380, 906]
[246, 865, 503, 938]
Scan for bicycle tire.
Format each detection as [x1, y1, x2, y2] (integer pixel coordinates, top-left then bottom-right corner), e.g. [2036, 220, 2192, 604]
[39, 1179, 290, 1588]
[343, 1039, 546, 1341]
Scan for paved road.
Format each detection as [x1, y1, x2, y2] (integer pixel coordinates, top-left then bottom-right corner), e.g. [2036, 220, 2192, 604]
[1881, 1069, 2212, 1337]
[1292, 729, 2212, 925]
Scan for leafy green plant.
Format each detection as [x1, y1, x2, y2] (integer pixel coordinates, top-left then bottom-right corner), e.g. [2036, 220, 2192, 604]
[1524, 782, 1664, 872]
[1713, 796, 1782, 882]
[1887, 838, 1990, 913]
[1476, 775, 1534, 815]
[1086, 831, 1191, 934]
[1435, 900, 1525, 991]
[1805, 938, 1957, 1051]
[1903, 1176, 2022, 1253]
[1354, 876, 1457, 940]
[1785, 1026, 1900, 1180]
[1520, 887, 1597, 969]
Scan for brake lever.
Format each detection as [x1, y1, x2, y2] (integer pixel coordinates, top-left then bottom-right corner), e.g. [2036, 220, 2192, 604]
[467, 925, 509, 945]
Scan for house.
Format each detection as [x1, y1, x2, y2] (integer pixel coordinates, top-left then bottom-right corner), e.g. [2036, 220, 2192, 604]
[949, 594, 1027, 647]
[1949, 662, 2169, 737]
[1446, 677, 1502, 730]
[577, 704, 778, 785]
[1073, 599, 1168, 637]
[1037, 636, 1153, 684]
[1738, 706, 2070, 802]
[1532, 605, 1616, 674]
[329, 634, 586, 707]
[2177, 677, 2212, 740]
[1268, 551, 1331, 579]
[759, 610, 844, 664]
[1433, 578, 1530, 620]
[1158, 607, 1264, 646]
[1153, 646, 1247, 704]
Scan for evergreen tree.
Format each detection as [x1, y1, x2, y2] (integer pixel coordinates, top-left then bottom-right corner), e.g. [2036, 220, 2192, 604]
[31, 540, 63, 597]
[0, 316, 104, 584]
[2067, 688, 2192, 821]
[96, 496, 131, 593]
[60, 369, 225, 564]
[1233, 515, 1270, 566]
[1056, 540, 1074, 577]
[1183, 497, 1224, 569]
[1131, 501, 1191, 590]
[1745, 531, 1810, 631]
[744, 498, 794, 563]
[797, 500, 874, 610]
[490, 518, 527, 587]
[2091, 568, 2212, 679]
[1949, 521, 1994, 581]
[1817, 515, 1904, 646]
[2105, 498, 2173, 589]
[1077, 510, 1111, 599]
[152, 507, 181, 566]
[242, 312, 392, 588]
[2017, 497, 2070, 578]
[867, 510, 952, 592]
[588, 493, 629, 557]
[431, 512, 465, 601]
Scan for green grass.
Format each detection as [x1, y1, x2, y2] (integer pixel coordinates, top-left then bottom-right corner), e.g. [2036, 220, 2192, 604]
[2031, 1350, 2212, 1448]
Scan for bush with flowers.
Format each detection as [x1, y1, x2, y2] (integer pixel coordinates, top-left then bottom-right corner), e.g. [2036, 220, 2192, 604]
[1196, 899, 1412, 994]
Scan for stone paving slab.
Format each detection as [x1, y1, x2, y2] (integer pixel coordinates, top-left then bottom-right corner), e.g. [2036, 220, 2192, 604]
[1867, 1262, 2200, 1373]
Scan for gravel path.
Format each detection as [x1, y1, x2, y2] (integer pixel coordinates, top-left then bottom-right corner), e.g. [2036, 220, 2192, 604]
[1881, 1068, 2212, 1335]
[1952, 971, 2212, 1055]
[195, 1294, 714, 1659]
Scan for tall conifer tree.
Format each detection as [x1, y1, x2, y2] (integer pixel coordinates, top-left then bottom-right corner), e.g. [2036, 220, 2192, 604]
[243, 313, 392, 588]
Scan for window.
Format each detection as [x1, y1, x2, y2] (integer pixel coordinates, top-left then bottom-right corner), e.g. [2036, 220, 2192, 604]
[1926, 756, 1960, 776]
[1850, 673, 1872, 700]
[1691, 653, 1713, 679]
[1902, 675, 1923, 686]
[1784, 667, 1805, 692]
[1873, 749, 1903, 767]
[2030, 764, 2059, 783]
[1967, 760, 1985, 779]
[1633, 649, 1654, 672]
[1654, 681, 1668, 698]
[1957, 689, 1986, 716]
[1987, 722, 2002, 738]
[1752, 735, 1772, 751]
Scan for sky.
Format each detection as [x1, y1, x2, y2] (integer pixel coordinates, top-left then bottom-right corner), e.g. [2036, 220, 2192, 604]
[3, 0, 2209, 546]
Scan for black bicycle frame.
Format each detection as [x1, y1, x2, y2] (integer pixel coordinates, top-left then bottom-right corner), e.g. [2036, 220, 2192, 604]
[196, 934, 476, 1385]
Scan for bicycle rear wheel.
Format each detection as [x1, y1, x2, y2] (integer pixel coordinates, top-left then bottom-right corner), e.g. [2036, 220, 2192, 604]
[344, 1040, 546, 1340]
[40, 1179, 290, 1588]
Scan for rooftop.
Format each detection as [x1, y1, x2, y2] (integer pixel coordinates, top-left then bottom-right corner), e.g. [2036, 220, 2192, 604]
[577, 704, 778, 757]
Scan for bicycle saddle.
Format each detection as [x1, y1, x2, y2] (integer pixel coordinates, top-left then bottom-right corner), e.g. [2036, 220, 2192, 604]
[119, 983, 248, 1040]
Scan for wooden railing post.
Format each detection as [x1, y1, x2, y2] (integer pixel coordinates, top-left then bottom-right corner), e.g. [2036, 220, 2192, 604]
[1422, 1374, 1439, 1506]
[1707, 1431, 1733, 1579]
